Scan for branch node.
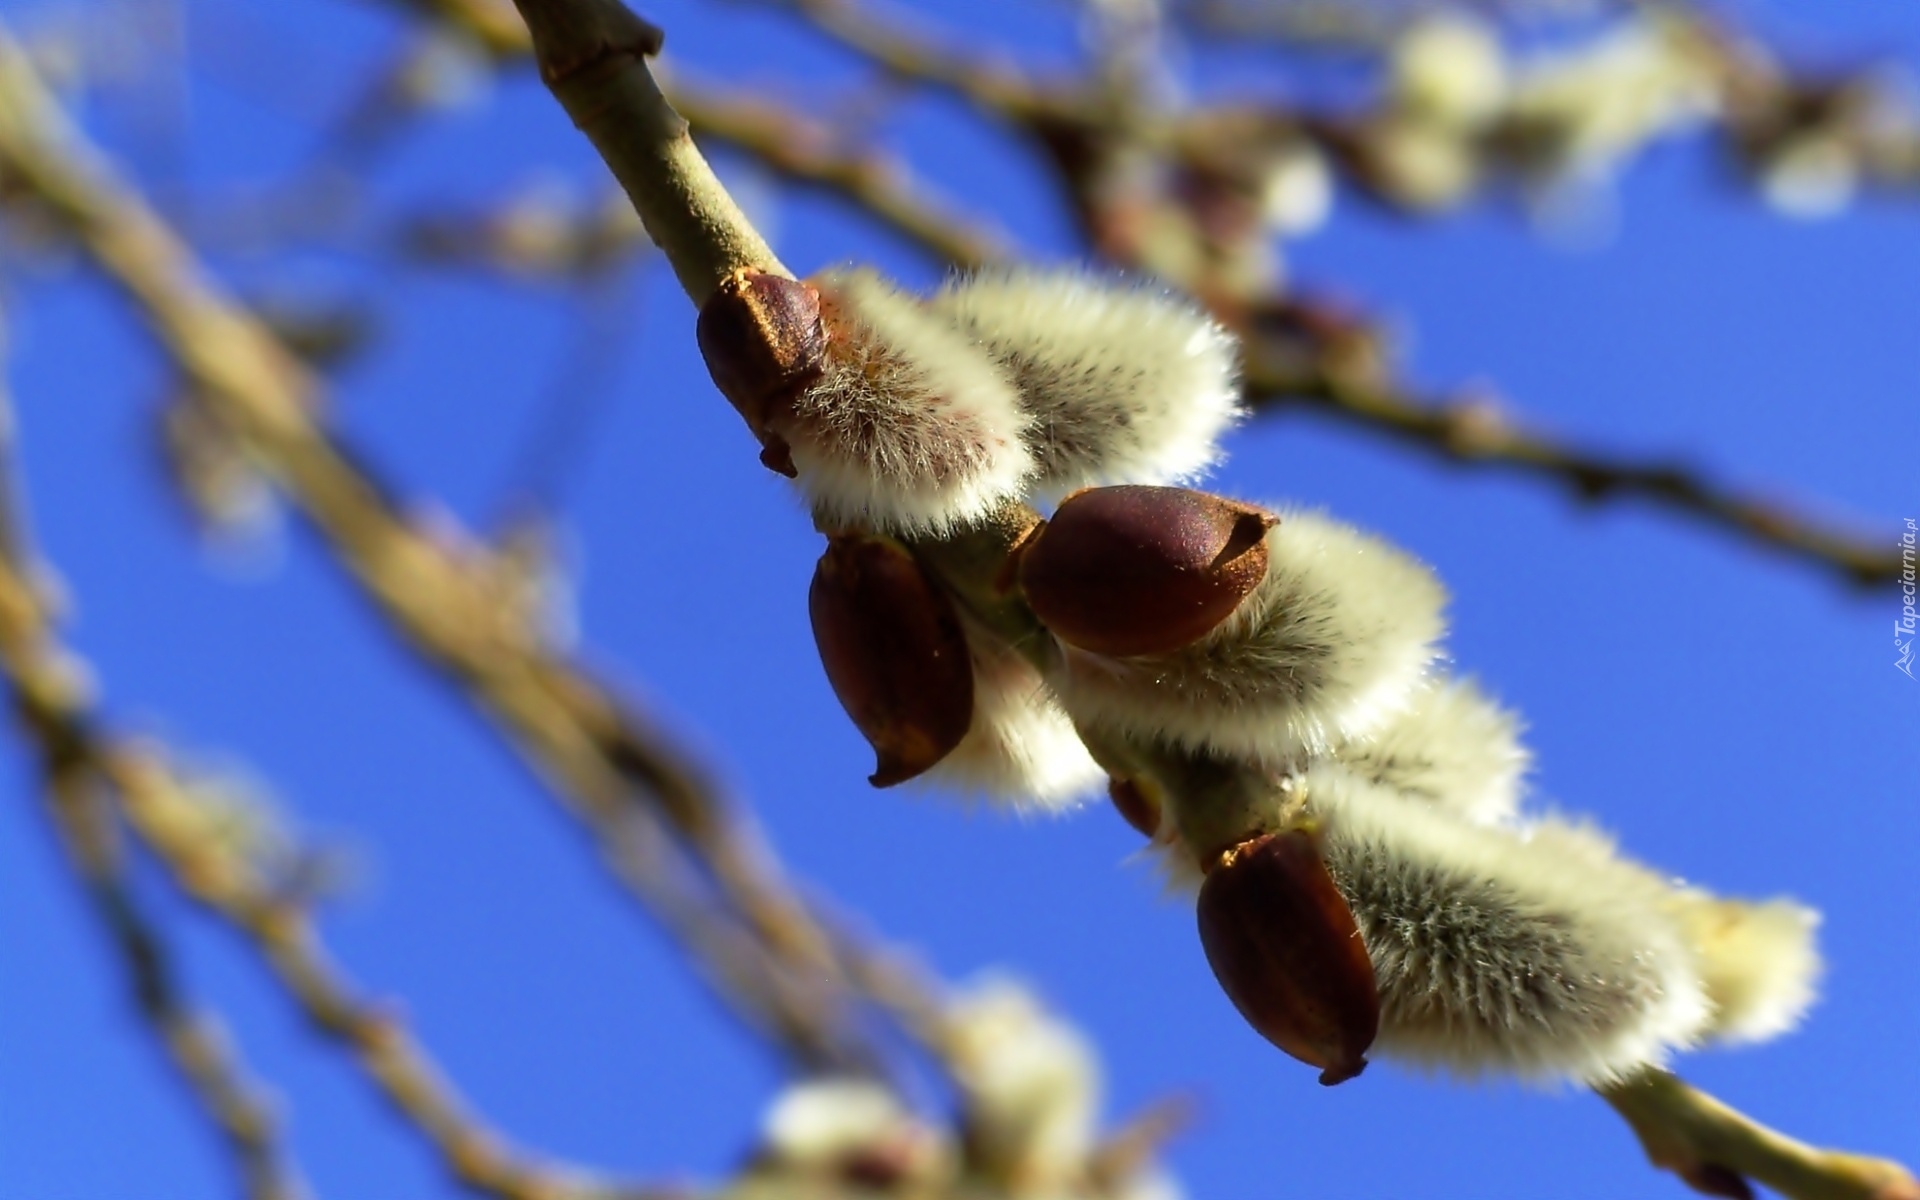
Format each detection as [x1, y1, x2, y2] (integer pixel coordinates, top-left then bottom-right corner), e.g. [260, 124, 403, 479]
[512, 0, 663, 85]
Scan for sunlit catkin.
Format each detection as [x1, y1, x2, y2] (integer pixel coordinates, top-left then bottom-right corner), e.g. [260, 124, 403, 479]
[791, 268, 1036, 534]
[928, 267, 1243, 497]
[1327, 675, 1528, 826]
[921, 617, 1106, 812]
[1051, 508, 1446, 765]
[1309, 771, 1713, 1084]
[1669, 891, 1821, 1045]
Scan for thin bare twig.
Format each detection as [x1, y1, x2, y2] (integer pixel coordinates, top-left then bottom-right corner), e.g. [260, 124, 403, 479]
[777, 0, 1064, 125]
[490, 4, 1917, 1197]
[1242, 338, 1903, 587]
[111, 746, 677, 1200]
[0, 361, 675, 1200]
[750, 0, 1906, 587]
[0, 25, 886, 1076]
[1602, 1070, 1920, 1200]
[0, 371, 302, 1200]
[370, 0, 1011, 269]
[664, 68, 1008, 271]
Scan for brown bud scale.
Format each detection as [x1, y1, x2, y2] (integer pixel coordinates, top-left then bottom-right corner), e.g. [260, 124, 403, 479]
[697, 268, 826, 436]
[1018, 486, 1275, 658]
[1197, 828, 1380, 1085]
[1679, 1164, 1756, 1200]
[1107, 776, 1162, 841]
[809, 534, 974, 787]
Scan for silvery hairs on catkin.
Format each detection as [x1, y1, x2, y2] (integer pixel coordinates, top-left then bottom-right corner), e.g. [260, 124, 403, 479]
[767, 261, 1822, 1084]
[928, 267, 1245, 498]
[1330, 674, 1529, 827]
[1307, 771, 1715, 1084]
[784, 268, 1036, 535]
[918, 609, 1106, 812]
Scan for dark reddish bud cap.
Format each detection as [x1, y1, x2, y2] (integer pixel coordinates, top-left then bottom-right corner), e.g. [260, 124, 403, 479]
[809, 534, 974, 787]
[1197, 828, 1379, 1085]
[697, 268, 826, 433]
[1018, 486, 1275, 658]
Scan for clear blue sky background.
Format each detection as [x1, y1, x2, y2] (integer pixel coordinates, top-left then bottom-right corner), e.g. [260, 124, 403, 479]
[2, 1, 1916, 1197]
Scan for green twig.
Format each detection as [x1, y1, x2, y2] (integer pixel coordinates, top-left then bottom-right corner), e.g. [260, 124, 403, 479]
[1602, 1070, 1920, 1200]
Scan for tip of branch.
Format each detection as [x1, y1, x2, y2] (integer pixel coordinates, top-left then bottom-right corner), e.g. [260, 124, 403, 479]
[511, 0, 665, 84]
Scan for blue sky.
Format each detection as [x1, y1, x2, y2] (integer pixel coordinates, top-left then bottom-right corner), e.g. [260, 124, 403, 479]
[1, 1, 1916, 1197]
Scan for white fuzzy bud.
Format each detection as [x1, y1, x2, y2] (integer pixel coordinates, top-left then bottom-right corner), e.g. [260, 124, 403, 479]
[1759, 135, 1859, 219]
[927, 268, 1243, 499]
[1309, 772, 1713, 1085]
[920, 617, 1107, 812]
[792, 268, 1036, 534]
[1366, 116, 1481, 210]
[1329, 674, 1528, 826]
[129, 754, 298, 901]
[1259, 143, 1335, 237]
[754, 1076, 949, 1189]
[760, 1078, 911, 1169]
[949, 977, 1100, 1191]
[1508, 18, 1718, 181]
[1391, 15, 1509, 130]
[1051, 508, 1446, 765]
[1669, 892, 1821, 1045]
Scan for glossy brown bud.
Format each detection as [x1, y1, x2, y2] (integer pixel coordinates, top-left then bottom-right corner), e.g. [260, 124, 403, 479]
[697, 268, 827, 433]
[1108, 776, 1163, 841]
[1017, 486, 1275, 657]
[1197, 828, 1379, 1085]
[809, 534, 974, 787]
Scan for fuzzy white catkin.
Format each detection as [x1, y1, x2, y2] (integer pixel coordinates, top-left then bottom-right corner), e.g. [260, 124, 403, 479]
[1364, 116, 1481, 211]
[927, 268, 1243, 498]
[1523, 819, 1824, 1048]
[1328, 674, 1528, 826]
[1051, 508, 1446, 765]
[1308, 771, 1713, 1084]
[787, 268, 1035, 534]
[920, 615, 1107, 812]
[759, 1078, 913, 1169]
[949, 978, 1100, 1190]
[1668, 891, 1822, 1045]
[1391, 14, 1509, 130]
[1507, 17, 1719, 180]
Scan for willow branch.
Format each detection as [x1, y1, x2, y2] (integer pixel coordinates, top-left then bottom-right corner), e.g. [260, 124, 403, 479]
[492, 2, 1914, 1196]
[0, 27, 888, 1075]
[2, 598, 301, 1200]
[361, 0, 1007, 274]
[1602, 1070, 1920, 1200]
[1243, 349, 1902, 587]
[112, 745, 675, 1200]
[403, 0, 539, 60]
[663, 69, 1007, 271]
[0, 336, 672, 1200]
[775, 0, 1063, 124]
[756, 0, 1906, 587]
[0, 602, 664, 1200]
[10, 723, 305, 1200]
[0, 314, 304, 1200]
[510, 0, 781, 300]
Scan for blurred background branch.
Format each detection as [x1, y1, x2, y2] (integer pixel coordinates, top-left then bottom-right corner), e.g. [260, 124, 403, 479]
[1, 0, 1914, 1196]
[378, 0, 1909, 585]
[0, 20, 1183, 1196]
[0, 338, 306, 1200]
